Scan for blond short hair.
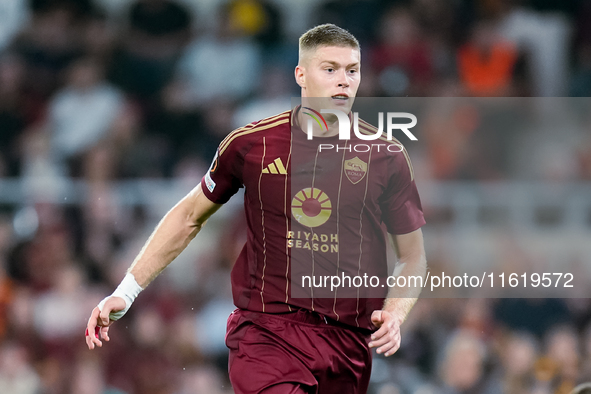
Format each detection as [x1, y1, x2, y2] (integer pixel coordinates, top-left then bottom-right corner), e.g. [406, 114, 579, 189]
[298, 24, 359, 61]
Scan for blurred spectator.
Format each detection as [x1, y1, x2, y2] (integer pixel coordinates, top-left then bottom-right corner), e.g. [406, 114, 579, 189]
[6, 286, 35, 338]
[458, 298, 494, 336]
[315, 0, 381, 45]
[370, 6, 434, 96]
[499, 5, 572, 96]
[420, 101, 479, 179]
[411, 0, 456, 46]
[175, 365, 231, 394]
[457, 20, 520, 96]
[111, 0, 192, 98]
[579, 137, 591, 180]
[6, 205, 71, 288]
[570, 2, 591, 97]
[543, 325, 580, 392]
[194, 272, 234, 368]
[140, 93, 233, 176]
[124, 307, 179, 394]
[437, 329, 490, 393]
[0, 217, 13, 339]
[0, 0, 30, 53]
[173, 3, 261, 107]
[411, 0, 457, 80]
[83, 9, 117, 62]
[232, 66, 293, 128]
[0, 342, 41, 394]
[12, 3, 84, 98]
[69, 357, 127, 394]
[32, 264, 92, 355]
[98, 103, 157, 179]
[0, 54, 29, 176]
[92, 0, 135, 20]
[495, 332, 540, 394]
[80, 182, 122, 264]
[19, 128, 68, 202]
[579, 324, 591, 382]
[143, 82, 210, 173]
[225, 0, 284, 50]
[47, 57, 125, 177]
[0, 269, 12, 342]
[570, 47, 591, 97]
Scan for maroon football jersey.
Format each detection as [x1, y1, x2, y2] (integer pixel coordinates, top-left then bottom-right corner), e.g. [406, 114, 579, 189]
[201, 108, 425, 330]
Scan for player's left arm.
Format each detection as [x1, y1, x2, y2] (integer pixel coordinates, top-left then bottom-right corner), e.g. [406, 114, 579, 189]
[369, 228, 426, 356]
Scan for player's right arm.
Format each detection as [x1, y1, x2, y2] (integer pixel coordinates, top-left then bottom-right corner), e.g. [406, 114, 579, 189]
[85, 183, 222, 350]
[86, 114, 253, 349]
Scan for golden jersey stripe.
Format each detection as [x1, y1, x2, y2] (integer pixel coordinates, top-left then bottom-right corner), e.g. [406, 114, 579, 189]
[219, 118, 290, 156]
[309, 143, 324, 312]
[219, 112, 289, 153]
[284, 131, 292, 309]
[219, 121, 258, 149]
[219, 112, 290, 152]
[354, 147, 372, 328]
[331, 140, 348, 322]
[357, 124, 415, 181]
[219, 111, 289, 148]
[259, 136, 268, 312]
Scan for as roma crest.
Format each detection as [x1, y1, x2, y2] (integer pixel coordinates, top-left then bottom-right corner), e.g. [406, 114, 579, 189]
[344, 157, 368, 184]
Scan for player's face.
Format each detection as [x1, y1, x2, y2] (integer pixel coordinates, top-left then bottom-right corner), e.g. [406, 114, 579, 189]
[296, 45, 361, 112]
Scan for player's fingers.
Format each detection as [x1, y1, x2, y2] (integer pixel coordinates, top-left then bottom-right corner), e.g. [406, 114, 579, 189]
[377, 341, 398, 356]
[99, 304, 112, 327]
[86, 331, 97, 349]
[370, 310, 383, 327]
[378, 332, 401, 357]
[86, 307, 102, 350]
[370, 316, 401, 348]
[369, 318, 393, 342]
[369, 327, 395, 349]
[100, 326, 110, 342]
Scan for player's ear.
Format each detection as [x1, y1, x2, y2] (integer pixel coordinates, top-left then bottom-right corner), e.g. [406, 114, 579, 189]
[295, 65, 305, 88]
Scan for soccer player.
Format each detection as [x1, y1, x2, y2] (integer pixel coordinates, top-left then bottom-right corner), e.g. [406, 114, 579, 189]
[85, 24, 427, 394]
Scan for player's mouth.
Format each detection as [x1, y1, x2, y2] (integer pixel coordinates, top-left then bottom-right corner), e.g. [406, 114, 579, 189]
[331, 94, 350, 105]
[331, 94, 349, 100]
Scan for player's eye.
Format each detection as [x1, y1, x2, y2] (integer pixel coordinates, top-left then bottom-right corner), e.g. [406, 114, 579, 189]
[326, 68, 334, 73]
[348, 69, 358, 74]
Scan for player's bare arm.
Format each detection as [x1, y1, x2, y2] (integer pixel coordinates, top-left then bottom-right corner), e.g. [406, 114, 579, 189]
[85, 183, 222, 350]
[369, 229, 427, 357]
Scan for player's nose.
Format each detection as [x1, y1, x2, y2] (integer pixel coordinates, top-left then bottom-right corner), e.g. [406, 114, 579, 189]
[337, 70, 349, 88]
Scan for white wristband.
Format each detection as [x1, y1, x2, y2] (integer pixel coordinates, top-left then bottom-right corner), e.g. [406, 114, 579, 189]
[97, 273, 143, 321]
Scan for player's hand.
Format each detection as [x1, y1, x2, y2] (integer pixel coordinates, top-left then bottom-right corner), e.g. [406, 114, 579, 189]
[85, 296, 126, 350]
[369, 310, 402, 357]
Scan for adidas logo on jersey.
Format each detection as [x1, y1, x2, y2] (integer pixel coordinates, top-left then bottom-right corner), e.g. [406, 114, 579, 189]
[262, 158, 287, 175]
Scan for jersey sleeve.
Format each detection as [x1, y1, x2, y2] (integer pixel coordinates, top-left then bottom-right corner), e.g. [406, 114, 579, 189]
[379, 150, 426, 234]
[200, 139, 244, 204]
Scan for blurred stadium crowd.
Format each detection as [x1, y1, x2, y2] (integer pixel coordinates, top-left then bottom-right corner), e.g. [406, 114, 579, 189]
[1, 0, 591, 393]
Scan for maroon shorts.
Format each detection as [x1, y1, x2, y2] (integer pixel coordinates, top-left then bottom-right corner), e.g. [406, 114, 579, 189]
[225, 308, 373, 394]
